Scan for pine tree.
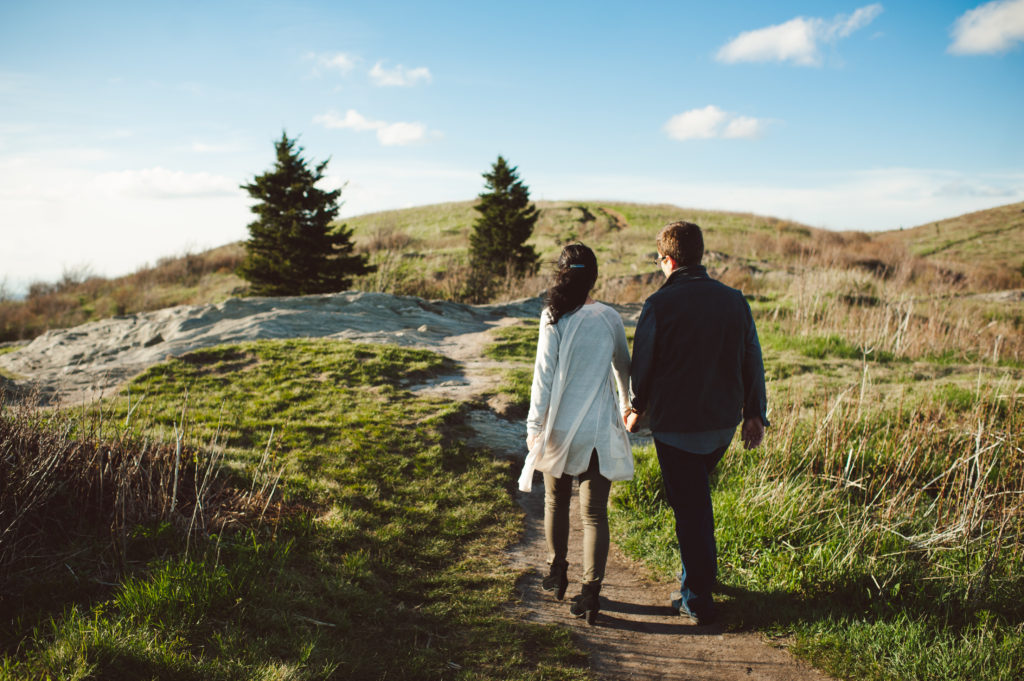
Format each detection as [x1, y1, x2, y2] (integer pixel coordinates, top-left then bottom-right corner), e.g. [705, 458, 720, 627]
[469, 156, 539, 284]
[237, 133, 372, 296]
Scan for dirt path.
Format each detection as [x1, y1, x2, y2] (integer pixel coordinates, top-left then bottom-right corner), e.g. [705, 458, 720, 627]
[419, 323, 830, 681]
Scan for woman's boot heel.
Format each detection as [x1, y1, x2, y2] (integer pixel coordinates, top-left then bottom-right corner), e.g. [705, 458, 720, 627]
[569, 582, 601, 625]
[542, 561, 569, 601]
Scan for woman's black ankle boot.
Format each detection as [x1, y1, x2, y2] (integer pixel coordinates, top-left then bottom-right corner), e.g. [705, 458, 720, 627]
[569, 581, 601, 624]
[541, 561, 569, 600]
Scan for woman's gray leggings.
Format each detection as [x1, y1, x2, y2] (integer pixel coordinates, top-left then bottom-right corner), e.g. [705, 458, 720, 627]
[543, 450, 611, 585]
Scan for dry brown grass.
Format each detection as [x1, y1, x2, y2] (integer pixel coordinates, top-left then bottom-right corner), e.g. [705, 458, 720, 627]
[0, 244, 245, 343]
[0, 391, 280, 588]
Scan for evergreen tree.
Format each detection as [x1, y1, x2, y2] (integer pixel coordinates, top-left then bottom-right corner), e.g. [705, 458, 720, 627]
[469, 156, 539, 283]
[238, 133, 372, 296]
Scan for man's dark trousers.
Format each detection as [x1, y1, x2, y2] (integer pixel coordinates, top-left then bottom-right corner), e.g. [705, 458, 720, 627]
[655, 439, 728, 618]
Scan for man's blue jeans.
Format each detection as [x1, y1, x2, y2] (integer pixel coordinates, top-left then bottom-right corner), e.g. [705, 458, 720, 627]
[654, 439, 727, 617]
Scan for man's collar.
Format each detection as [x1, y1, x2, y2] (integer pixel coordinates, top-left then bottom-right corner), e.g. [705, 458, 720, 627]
[665, 264, 709, 284]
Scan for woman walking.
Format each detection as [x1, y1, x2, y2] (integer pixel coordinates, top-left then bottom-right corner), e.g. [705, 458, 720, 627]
[519, 243, 634, 624]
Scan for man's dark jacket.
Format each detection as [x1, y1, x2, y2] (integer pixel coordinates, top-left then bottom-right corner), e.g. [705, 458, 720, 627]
[629, 265, 768, 433]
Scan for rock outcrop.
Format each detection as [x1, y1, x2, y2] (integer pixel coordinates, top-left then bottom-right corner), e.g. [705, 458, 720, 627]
[0, 291, 548, 405]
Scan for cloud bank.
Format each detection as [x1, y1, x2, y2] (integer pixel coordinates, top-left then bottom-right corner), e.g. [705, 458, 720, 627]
[716, 4, 883, 66]
[92, 168, 238, 199]
[949, 0, 1024, 54]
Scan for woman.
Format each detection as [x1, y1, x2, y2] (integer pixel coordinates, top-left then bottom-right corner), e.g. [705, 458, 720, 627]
[519, 243, 633, 624]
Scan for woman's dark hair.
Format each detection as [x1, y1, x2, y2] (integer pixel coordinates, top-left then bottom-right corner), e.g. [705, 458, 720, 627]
[545, 243, 598, 324]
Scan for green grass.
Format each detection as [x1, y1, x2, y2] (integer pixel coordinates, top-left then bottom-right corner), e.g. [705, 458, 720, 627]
[610, 372, 1024, 681]
[2, 339, 590, 680]
[483, 322, 538, 362]
[882, 201, 1024, 270]
[760, 329, 895, 363]
[482, 321, 539, 418]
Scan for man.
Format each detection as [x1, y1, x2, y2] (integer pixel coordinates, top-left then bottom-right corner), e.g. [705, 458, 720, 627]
[625, 221, 768, 626]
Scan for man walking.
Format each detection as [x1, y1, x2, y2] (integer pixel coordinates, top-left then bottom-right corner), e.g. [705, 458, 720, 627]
[625, 221, 768, 626]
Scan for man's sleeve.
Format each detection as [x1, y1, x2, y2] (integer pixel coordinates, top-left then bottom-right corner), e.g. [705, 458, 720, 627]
[741, 300, 769, 427]
[629, 301, 655, 413]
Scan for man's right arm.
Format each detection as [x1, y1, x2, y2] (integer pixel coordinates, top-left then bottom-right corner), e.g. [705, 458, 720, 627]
[628, 301, 656, 417]
[740, 298, 769, 436]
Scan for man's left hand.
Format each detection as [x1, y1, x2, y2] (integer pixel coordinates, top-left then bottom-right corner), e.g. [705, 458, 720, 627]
[742, 417, 765, 449]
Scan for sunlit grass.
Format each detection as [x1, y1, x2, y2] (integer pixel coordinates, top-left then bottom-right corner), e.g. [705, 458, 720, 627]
[1, 339, 591, 680]
[611, 363, 1024, 681]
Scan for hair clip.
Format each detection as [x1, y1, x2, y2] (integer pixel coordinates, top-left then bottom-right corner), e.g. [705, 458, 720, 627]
[568, 264, 585, 269]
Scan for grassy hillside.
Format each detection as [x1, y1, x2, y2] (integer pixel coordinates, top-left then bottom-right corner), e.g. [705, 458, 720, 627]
[3, 200, 1022, 345]
[345, 200, 824, 294]
[879, 201, 1024, 273]
[346, 199, 1024, 304]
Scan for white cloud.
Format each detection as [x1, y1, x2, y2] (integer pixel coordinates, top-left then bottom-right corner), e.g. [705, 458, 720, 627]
[191, 141, 235, 153]
[314, 109, 430, 146]
[664, 106, 767, 141]
[0, 156, 250, 290]
[717, 17, 820, 65]
[315, 109, 379, 132]
[375, 121, 428, 146]
[949, 0, 1024, 54]
[716, 4, 883, 66]
[309, 51, 357, 73]
[92, 167, 239, 199]
[723, 116, 767, 139]
[664, 106, 727, 139]
[369, 61, 432, 87]
[832, 4, 885, 38]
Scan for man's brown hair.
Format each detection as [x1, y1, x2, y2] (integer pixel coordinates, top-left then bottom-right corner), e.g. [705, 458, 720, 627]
[657, 221, 704, 267]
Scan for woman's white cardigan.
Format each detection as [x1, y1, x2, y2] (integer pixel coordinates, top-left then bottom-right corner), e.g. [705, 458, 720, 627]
[519, 302, 634, 492]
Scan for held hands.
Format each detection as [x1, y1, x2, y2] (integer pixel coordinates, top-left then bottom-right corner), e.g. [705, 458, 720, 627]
[623, 409, 640, 433]
[742, 417, 765, 450]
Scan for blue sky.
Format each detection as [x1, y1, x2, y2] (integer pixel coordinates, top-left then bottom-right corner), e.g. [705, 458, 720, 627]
[2, 0, 1022, 291]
